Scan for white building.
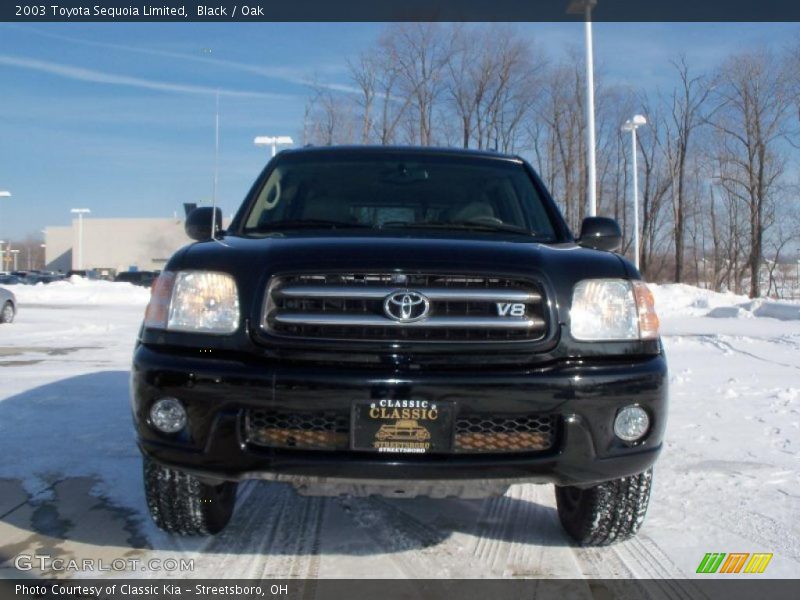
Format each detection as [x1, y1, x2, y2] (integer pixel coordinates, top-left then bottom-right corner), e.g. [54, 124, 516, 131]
[45, 217, 191, 274]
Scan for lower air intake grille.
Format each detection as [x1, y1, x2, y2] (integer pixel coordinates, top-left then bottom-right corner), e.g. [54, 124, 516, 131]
[245, 409, 557, 454]
[245, 410, 349, 450]
[454, 415, 556, 453]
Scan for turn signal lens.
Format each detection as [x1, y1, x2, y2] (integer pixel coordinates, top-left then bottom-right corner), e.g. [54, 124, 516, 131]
[143, 271, 176, 329]
[632, 281, 660, 340]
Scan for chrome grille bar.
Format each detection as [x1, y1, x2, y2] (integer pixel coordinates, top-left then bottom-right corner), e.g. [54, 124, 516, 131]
[274, 313, 544, 329]
[275, 285, 541, 303]
[263, 272, 549, 342]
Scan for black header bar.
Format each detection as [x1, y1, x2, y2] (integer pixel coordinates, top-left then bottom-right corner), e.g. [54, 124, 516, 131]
[3, 0, 800, 23]
[3, 579, 800, 600]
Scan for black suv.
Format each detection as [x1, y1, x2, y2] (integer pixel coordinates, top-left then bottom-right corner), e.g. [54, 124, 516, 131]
[132, 147, 667, 545]
[115, 270, 158, 287]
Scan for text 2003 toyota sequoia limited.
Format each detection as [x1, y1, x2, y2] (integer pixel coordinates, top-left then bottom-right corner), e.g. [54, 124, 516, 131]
[131, 146, 667, 546]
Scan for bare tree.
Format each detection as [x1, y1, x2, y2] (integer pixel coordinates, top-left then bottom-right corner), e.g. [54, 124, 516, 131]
[379, 24, 454, 146]
[635, 104, 674, 279]
[348, 52, 378, 144]
[304, 84, 356, 146]
[710, 49, 794, 297]
[665, 56, 713, 283]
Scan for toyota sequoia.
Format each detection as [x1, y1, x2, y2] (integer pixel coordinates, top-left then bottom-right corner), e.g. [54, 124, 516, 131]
[131, 146, 667, 545]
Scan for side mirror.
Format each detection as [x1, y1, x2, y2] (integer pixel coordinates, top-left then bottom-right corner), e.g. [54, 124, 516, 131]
[578, 217, 622, 252]
[185, 207, 223, 241]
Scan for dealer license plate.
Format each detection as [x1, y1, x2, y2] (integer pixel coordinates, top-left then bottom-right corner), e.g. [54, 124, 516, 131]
[351, 400, 454, 454]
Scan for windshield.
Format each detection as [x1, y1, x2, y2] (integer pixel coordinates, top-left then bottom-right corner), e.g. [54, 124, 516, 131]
[241, 154, 558, 239]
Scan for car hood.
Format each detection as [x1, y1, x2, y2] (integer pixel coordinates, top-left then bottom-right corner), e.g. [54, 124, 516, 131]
[171, 234, 630, 319]
[175, 233, 627, 281]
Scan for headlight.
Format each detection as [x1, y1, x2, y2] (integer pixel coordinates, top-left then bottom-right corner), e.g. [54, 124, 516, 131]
[144, 270, 240, 334]
[571, 279, 659, 341]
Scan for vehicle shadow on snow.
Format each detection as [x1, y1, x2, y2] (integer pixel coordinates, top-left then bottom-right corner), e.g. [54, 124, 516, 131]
[0, 371, 570, 564]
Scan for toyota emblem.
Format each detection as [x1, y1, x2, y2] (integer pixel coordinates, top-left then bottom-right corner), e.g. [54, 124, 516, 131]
[383, 291, 430, 322]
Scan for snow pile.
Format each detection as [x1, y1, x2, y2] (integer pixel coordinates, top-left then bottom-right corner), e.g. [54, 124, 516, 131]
[650, 283, 800, 321]
[747, 299, 800, 321]
[4, 276, 151, 306]
[649, 284, 749, 318]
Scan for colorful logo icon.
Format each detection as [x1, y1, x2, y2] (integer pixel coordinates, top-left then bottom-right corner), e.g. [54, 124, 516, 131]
[696, 553, 773, 574]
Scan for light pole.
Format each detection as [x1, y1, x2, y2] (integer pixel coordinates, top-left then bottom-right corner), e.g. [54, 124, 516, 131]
[621, 115, 647, 271]
[796, 259, 800, 298]
[0, 192, 10, 261]
[70, 208, 91, 270]
[567, 0, 598, 217]
[254, 136, 294, 157]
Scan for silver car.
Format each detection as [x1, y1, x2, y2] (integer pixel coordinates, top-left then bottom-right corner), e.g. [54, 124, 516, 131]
[0, 287, 16, 324]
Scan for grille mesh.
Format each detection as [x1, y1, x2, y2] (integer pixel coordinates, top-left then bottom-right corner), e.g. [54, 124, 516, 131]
[246, 410, 349, 450]
[245, 409, 556, 454]
[454, 415, 555, 452]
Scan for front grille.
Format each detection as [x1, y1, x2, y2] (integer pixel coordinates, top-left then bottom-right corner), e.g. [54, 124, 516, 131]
[245, 410, 349, 450]
[245, 409, 557, 454]
[262, 273, 548, 342]
[454, 415, 555, 453]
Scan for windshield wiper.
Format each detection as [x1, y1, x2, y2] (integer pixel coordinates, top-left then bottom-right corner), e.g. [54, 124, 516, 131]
[382, 220, 535, 235]
[247, 219, 373, 232]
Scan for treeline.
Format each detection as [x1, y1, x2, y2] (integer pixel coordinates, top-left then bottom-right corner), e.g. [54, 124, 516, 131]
[301, 24, 800, 299]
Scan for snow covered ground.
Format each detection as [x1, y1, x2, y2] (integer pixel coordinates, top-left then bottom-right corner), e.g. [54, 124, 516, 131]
[0, 279, 798, 584]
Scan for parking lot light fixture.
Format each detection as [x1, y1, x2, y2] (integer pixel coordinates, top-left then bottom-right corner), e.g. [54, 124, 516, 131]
[70, 208, 91, 270]
[254, 136, 294, 157]
[566, 0, 598, 218]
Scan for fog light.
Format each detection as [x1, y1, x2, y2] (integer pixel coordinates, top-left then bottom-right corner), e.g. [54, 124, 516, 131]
[614, 405, 649, 442]
[150, 397, 186, 433]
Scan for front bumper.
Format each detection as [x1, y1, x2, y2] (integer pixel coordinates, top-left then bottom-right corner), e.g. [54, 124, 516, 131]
[131, 344, 668, 489]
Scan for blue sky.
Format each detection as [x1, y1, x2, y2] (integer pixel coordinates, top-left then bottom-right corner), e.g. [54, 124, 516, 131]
[1, 22, 798, 240]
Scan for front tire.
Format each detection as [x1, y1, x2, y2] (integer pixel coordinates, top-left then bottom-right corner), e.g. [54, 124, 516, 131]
[0, 302, 14, 324]
[555, 468, 653, 546]
[143, 456, 237, 535]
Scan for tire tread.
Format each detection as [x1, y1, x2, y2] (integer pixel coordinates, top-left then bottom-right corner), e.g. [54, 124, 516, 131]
[556, 468, 653, 546]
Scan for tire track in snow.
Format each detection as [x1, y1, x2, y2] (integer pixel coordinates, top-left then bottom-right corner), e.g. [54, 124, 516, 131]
[471, 489, 517, 570]
[255, 489, 324, 579]
[469, 484, 561, 576]
[573, 544, 635, 579]
[174, 482, 325, 580]
[336, 496, 484, 578]
[692, 335, 800, 371]
[618, 535, 704, 599]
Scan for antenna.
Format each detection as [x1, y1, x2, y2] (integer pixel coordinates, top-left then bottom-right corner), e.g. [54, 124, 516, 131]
[211, 89, 219, 240]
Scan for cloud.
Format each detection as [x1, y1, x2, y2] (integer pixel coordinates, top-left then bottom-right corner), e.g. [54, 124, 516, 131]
[0, 54, 293, 99]
[3, 24, 358, 95]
